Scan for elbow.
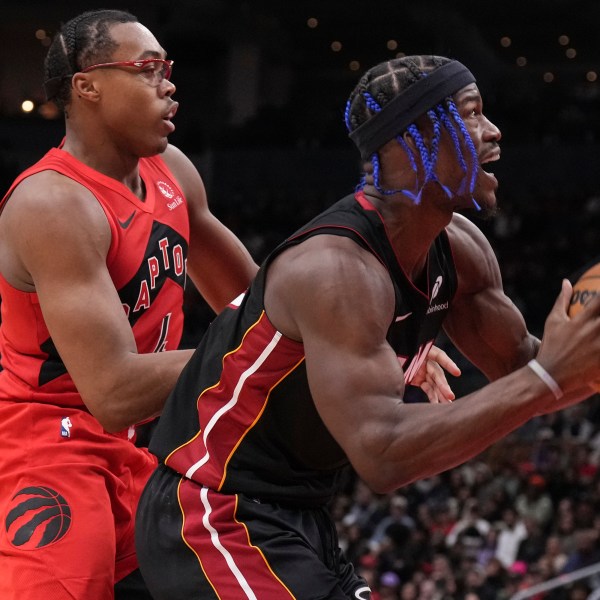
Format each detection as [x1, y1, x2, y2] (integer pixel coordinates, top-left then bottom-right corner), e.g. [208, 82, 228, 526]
[80, 390, 138, 434]
[350, 432, 430, 494]
[350, 442, 415, 495]
[88, 406, 132, 434]
[96, 414, 130, 434]
[356, 462, 418, 495]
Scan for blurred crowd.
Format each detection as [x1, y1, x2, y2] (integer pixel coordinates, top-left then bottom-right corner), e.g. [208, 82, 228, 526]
[328, 395, 600, 599]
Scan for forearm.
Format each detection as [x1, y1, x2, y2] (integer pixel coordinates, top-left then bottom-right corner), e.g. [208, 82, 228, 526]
[82, 348, 195, 432]
[187, 221, 258, 314]
[359, 362, 583, 493]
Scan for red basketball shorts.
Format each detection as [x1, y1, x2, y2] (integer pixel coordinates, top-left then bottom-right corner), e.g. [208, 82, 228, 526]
[0, 401, 158, 600]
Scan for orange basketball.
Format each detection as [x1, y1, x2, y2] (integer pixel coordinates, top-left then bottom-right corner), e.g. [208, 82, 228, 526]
[569, 262, 600, 393]
[568, 262, 600, 317]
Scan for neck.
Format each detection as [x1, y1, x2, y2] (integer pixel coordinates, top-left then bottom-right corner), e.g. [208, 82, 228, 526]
[361, 185, 453, 281]
[62, 125, 144, 199]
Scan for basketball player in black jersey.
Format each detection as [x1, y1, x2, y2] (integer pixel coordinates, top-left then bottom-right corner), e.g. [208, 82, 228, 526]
[136, 56, 600, 599]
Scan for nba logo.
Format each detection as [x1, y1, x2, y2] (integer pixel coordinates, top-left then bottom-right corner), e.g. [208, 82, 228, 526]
[60, 417, 72, 438]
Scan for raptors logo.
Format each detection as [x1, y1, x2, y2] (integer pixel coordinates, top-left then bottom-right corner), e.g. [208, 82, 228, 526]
[5, 486, 71, 548]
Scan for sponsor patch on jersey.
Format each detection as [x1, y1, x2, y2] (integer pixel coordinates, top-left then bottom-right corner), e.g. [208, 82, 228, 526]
[157, 180, 184, 210]
[5, 486, 72, 549]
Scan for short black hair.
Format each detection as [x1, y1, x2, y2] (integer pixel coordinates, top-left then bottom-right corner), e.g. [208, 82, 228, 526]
[44, 9, 138, 110]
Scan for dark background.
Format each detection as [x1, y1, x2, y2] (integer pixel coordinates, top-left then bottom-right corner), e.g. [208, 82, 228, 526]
[1, 0, 599, 393]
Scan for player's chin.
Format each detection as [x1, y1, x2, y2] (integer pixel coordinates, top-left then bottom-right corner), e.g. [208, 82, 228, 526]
[472, 168, 499, 216]
[139, 137, 169, 157]
[155, 137, 169, 154]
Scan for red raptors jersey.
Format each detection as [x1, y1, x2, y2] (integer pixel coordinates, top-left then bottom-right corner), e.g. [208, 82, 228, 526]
[0, 146, 189, 407]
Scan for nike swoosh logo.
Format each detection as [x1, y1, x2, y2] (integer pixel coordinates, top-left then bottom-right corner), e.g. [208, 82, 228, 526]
[118, 211, 136, 229]
[395, 312, 413, 322]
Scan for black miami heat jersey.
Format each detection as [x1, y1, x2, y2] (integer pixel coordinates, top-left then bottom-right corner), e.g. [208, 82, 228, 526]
[0, 146, 189, 407]
[150, 191, 457, 506]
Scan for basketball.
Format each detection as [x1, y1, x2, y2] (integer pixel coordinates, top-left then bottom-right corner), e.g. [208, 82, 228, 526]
[569, 262, 600, 393]
[568, 262, 600, 317]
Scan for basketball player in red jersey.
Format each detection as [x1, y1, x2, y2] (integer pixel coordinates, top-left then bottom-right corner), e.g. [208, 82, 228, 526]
[136, 56, 600, 599]
[0, 9, 260, 600]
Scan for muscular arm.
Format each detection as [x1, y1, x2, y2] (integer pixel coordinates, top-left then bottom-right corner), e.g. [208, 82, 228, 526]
[162, 145, 258, 313]
[0, 173, 193, 432]
[443, 213, 539, 380]
[265, 235, 600, 494]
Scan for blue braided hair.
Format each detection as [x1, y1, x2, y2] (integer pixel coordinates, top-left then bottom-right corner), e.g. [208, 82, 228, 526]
[344, 55, 479, 208]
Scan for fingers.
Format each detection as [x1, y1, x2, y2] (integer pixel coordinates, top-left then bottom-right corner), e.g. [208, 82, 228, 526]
[420, 382, 438, 403]
[554, 279, 573, 317]
[423, 361, 455, 403]
[427, 346, 462, 377]
[416, 346, 461, 403]
[538, 279, 600, 397]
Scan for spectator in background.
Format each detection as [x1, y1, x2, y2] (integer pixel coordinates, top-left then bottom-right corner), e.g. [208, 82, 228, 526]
[565, 581, 593, 600]
[446, 499, 491, 560]
[561, 529, 600, 574]
[378, 571, 402, 600]
[554, 498, 579, 554]
[495, 507, 528, 568]
[344, 479, 387, 540]
[399, 580, 418, 600]
[516, 516, 547, 566]
[539, 534, 568, 576]
[515, 473, 554, 530]
[370, 495, 416, 551]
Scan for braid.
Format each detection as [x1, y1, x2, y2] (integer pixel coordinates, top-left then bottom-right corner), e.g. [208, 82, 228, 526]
[446, 99, 479, 201]
[44, 9, 138, 110]
[353, 90, 416, 198]
[345, 58, 424, 134]
[345, 55, 478, 206]
[63, 13, 89, 72]
[436, 105, 468, 174]
[407, 124, 431, 179]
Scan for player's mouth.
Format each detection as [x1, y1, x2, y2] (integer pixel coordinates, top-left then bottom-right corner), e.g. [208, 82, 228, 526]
[479, 148, 500, 186]
[163, 102, 178, 121]
[162, 102, 178, 134]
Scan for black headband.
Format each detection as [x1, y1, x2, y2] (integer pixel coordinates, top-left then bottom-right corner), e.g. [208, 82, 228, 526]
[348, 60, 476, 159]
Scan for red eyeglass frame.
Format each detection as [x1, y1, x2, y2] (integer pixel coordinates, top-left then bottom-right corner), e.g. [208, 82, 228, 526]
[80, 58, 174, 81]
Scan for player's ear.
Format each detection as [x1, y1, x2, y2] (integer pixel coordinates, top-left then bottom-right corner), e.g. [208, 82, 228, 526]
[71, 73, 101, 102]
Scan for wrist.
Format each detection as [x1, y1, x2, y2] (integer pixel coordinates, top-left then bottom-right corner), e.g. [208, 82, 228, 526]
[527, 359, 563, 401]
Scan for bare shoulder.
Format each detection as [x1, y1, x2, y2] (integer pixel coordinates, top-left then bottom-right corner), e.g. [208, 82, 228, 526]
[160, 144, 206, 206]
[270, 234, 390, 291]
[265, 234, 395, 341]
[0, 170, 111, 287]
[446, 213, 492, 253]
[2, 170, 110, 245]
[160, 143, 189, 169]
[3, 169, 106, 221]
